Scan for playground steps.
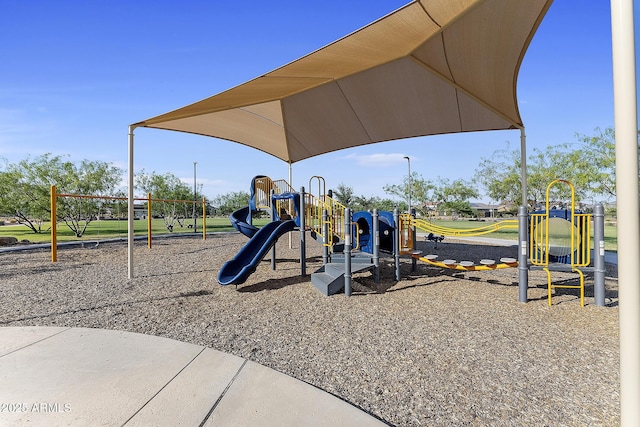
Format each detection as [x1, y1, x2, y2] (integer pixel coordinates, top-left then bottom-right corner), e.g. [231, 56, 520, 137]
[311, 253, 374, 296]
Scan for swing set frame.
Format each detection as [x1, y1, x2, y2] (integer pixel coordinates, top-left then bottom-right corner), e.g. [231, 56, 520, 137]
[50, 185, 207, 262]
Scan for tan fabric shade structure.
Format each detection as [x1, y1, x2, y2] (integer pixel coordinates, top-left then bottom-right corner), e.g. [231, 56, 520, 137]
[133, 0, 554, 164]
[128, 0, 555, 279]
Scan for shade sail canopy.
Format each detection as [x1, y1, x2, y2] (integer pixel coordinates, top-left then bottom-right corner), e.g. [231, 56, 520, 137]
[133, 0, 553, 163]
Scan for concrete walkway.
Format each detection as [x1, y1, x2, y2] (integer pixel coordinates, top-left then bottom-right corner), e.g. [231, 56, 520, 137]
[0, 327, 387, 426]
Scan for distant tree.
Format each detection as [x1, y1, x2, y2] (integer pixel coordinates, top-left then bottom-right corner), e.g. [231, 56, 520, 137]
[331, 183, 355, 206]
[213, 191, 250, 216]
[348, 195, 401, 212]
[526, 146, 575, 207]
[60, 160, 123, 236]
[474, 128, 638, 208]
[433, 177, 479, 217]
[376, 198, 401, 212]
[565, 127, 639, 201]
[473, 145, 523, 208]
[0, 154, 122, 235]
[0, 156, 56, 232]
[135, 170, 194, 231]
[474, 144, 576, 209]
[383, 172, 435, 216]
[350, 195, 378, 211]
[327, 183, 401, 212]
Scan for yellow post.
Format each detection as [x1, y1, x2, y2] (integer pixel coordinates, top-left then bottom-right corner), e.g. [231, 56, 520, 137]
[147, 192, 152, 249]
[202, 196, 207, 240]
[50, 185, 57, 262]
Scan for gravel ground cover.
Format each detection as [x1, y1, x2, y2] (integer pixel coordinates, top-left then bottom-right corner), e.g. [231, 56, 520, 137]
[0, 233, 619, 426]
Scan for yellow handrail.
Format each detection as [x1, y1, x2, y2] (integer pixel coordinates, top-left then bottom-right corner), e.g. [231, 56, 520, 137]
[325, 195, 347, 243]
[303, 190, 350, 249]
[529, 213, 547, 266]
[411, 217, 518, 237]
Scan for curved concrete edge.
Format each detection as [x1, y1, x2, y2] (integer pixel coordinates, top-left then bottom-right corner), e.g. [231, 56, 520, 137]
[0, 327, 387, 426]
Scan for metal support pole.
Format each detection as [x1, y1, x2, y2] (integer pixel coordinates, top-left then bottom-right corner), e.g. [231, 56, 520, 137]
[127, 125, 135, 279]
[322, 209, 329, 265]
[202, 196, 207, 240]
[344, 208, 352, 297]
[289, 164, 293, 249]
[147, 192, 152, 248]
[404, 156, 411, 213]
[611, 1, 640, 423]
[518, 206, 529, 303]
[299, 186, 306, 276]
[193, 161, 197, 233]
[372, 209, 380, 283]
[50, 185, 57, 262]
[593, 204, 606, 306]
[270, 189, 276, 271]
[394, 208, 400, 281]
[519, 128, 528, 208]
[411, 208, 417, 272]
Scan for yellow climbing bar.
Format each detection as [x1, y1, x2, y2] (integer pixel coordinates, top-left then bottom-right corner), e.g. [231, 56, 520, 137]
[536, 179, 592, 307]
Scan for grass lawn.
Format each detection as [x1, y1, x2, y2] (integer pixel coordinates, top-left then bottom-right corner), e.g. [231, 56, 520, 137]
[1, 217, 617, 252]
[0, 217, 271, 244]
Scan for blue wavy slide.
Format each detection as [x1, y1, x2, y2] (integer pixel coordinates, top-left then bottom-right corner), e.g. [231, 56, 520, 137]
[229, 206, 259, 238]
[217, 219, 297, 286]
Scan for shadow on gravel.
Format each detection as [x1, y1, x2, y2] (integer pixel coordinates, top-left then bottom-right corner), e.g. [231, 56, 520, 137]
[236, 275, 310, 293]
[0, 263, 88, 280]
[0, 289, 214, 325]
[379, 277, 459, 294]
[482, 278, 518, 287]
[527, 279, 620, 307]
[138, 268, 215, 278]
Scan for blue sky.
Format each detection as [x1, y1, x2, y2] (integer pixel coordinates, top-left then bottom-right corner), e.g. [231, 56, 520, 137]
[0, 1, 632, 203]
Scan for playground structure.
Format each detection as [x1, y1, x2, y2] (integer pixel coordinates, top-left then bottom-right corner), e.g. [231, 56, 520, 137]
[218, 176, 607, 306]
[529, 180, 604, 307]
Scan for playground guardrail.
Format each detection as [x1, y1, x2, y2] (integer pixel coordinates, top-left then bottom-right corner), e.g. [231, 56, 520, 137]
[252, 177, 294, 212]
[303, 192, 348, 249]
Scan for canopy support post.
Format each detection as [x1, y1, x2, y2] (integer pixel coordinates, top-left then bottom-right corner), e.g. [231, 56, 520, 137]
[289, 162, 293, 249]
[611, 0, 640, 424]
[127, 125, 136, 279]
[519, 127, 527, 208]
[517, 205, 528, 303]
[299, 186, 306, 276]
